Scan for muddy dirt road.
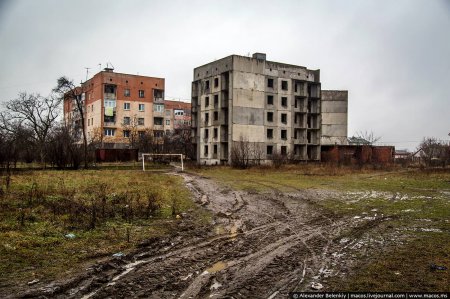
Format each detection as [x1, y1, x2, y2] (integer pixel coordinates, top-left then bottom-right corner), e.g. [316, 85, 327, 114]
[19, 172, 391, 298]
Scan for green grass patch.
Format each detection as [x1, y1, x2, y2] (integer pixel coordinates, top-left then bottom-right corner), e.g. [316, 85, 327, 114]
[0, 169, 209, 289]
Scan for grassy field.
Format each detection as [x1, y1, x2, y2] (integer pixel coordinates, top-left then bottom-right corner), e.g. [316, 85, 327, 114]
[192, 165, 450, 291]
[0, 167, 210, 289]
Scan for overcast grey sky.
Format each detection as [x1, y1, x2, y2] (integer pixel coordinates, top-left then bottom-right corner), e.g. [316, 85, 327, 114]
[0, 0, 449, 150]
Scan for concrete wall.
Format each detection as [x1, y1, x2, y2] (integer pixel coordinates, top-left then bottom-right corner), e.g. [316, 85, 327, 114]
[321, 90, 348, 145]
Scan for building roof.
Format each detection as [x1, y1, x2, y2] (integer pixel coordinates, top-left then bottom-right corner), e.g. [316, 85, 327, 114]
[164, 100, 191, 110]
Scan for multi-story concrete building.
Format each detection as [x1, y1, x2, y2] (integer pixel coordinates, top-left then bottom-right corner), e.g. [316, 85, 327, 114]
[321, 90, 348, 146]
[64, 68, 190, 148]
[163, 100, 191, 132]
[191, 53, 348, 165]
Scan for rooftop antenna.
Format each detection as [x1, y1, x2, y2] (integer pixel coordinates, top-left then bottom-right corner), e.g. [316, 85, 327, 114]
[98, 63, 102, 71]
[84, 67, 90, 81]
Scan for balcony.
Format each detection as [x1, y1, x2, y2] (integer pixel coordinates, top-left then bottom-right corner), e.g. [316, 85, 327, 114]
[104, 121, 116, 127]
[104, 92, 116, 100]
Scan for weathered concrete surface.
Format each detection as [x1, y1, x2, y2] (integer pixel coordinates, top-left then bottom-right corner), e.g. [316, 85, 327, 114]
[321, 90, 348, 146]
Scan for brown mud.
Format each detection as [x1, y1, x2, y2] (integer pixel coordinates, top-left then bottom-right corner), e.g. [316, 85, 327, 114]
[13, 172, 399, 299]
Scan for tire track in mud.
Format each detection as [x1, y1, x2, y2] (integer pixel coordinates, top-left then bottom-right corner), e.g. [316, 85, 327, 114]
[19, 171, 383, 299]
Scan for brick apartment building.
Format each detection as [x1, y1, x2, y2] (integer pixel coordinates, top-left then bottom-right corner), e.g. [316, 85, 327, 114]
[191, 53, 348, 165]
[63, 68, 190, 148]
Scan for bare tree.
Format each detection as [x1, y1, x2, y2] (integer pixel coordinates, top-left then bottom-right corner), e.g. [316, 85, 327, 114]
[2, 92, 61, 166]
[355, 130, 381, 145]
[53, 77, 88, 169]
[121, 114, 140, 149]
[419, 137, 450, 167]
[230, 135, 264, 168]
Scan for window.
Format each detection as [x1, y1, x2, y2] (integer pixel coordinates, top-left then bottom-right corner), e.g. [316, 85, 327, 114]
[281, 113, 287, 124]
[205, 112, 209, 124]
[154, 117, 163, 125]
[267, 112, 273, 122]
[154, 130, 164, 138]
[139, 104, 145, 111]
[124, 102, 130, 110]
[88, 119, 90, 126]
[294, 83, 298, 93]
[123, 130, 130, 138]
[204, 145, 208, 156]
[213, 144, 218, 154]
[281, 97, 288, 107]
[174, 109, 184, 116]
[92, 105, 94, 112]
[214, 94, 219, 107]
[138, 118, 144, 126]
[205, 80, 210, 90]
[165, 119, 170, 125]
[267, 129, 273, 139]
[267, 78, 274, 88]
[104, 128, 115, 136]
[214, 78, 219, 88]
[281, 130, 287, 140]
[204, 129, 209, 139]
[214, 128, 218, 139]
[267, 145, 273, 155]
[281, 146, 287, 155]
[205, 96, 210, 107]
[124, 89, 130, 97]
[104, 99, 116, 108]
[154, 104, 164, 112]
[139, 90, 145, 98]
[267, 95, 273, 105]
[138, 131, 145, 138]
[213, 111, 218, 121]
[281, 80, 288, 90]
[123, 116, 130, 125]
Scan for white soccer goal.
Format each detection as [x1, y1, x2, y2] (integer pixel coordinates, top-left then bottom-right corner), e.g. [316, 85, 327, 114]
[141, 153, 185, 172]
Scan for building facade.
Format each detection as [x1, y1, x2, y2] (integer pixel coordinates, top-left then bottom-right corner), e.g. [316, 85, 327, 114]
[321, 90, 348, 146]
[191, 53, 339, 165]
[64, 69, 190, 148]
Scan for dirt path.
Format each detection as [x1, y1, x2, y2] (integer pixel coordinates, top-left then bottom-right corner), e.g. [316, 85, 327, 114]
[17, 172, 389, 299]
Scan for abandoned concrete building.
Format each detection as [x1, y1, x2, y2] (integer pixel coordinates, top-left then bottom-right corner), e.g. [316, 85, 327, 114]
[191, 53, 348, 165]
[63, 68, 191, 148]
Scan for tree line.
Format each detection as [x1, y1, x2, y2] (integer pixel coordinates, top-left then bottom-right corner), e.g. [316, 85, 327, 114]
[0, 77, 194, 171]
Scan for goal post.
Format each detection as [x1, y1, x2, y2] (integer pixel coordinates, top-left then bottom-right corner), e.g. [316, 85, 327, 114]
[141, 153, 184, 172]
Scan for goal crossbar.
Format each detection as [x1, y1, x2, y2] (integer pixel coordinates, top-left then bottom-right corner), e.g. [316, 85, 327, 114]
[142, 153, 184, 172]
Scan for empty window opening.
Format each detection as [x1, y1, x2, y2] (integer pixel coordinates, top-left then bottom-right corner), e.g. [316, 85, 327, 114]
[204, 145, 209, 156]
[267, 95, 273, 105]
[267, 112, 273, 122]
[281, 97, 288, 107]
[154, 117, 163, 126]
[213, 111, 219, 121]
[214, 128, 218, 138]
[281, 146, 287, 155]
[205, 96, 210, 107]
[281, 130, 287, 140]
[281, 113, 287, 124]
[205, 113, 209, 124]
[267, 78, 274, 88]
[214, 94, 219, 107]
[281, 81, 288, 90]
[204, 129, 209, 139]
[213, 144, 218, 154]
[205, 80, 210, 90]
[267, 129, 273, 139]
[214, 78, 219, 88]
[267, 145, 273, 155]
